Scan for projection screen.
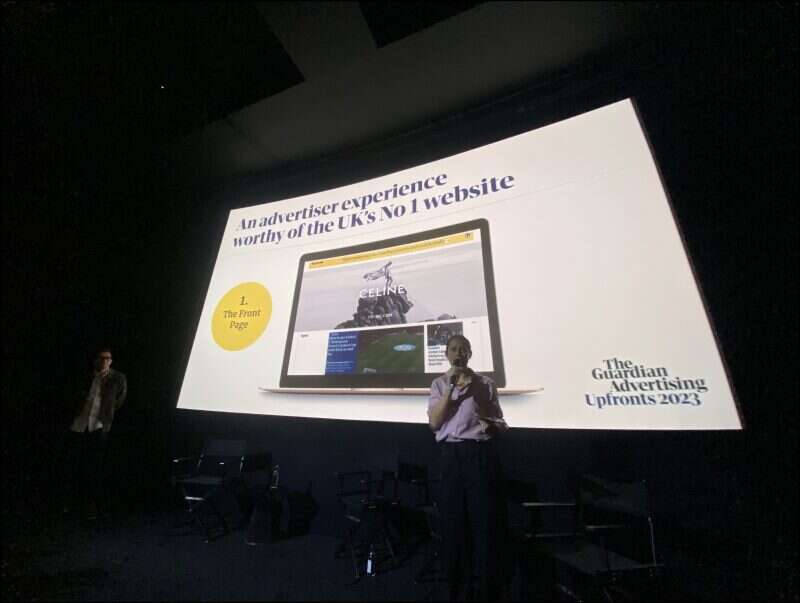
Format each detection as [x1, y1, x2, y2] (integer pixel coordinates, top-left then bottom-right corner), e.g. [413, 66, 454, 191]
[177, 99, 742, 430]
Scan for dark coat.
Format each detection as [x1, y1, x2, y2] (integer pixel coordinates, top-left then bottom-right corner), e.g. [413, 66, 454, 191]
[75, 368, 127, 433]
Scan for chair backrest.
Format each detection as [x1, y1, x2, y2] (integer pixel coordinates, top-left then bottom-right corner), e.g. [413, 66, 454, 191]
[393, 461, 430, 506]
[578, 474, 658, 565]
[579, 475, 651, 518]
[396, 461, 427, 483]
[243, 452, 272, 474]
[203, 439, 246, 457]
[335, 471, 373, 498]
[197, 439, 247, 477]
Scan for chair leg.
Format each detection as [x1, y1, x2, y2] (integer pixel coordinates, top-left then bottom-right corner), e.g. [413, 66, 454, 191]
[365, 511, 399, 576]
[337, 509, 402, 580]
[193, 502, 215, 543]
[378, 513, 398, 569]
[194, 499, 229, 543]
[384, 533, 397, 566]
[414, 537, 441, 584]
[212, 501, 229, 535]
[342, 523, 362, 580]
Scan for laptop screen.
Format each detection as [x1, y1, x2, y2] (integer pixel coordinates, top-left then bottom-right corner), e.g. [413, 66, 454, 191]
[279, 219, 505, 388]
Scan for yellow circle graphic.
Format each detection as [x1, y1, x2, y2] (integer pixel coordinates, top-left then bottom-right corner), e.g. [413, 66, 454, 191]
[211, 282, 272, 351]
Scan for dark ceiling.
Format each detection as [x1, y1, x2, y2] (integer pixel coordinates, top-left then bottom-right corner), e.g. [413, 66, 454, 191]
[6, 2, 796, 188]
[4, 2, 491, 161]
[5, 1, 742, 181]
[5, 3, 297, 154]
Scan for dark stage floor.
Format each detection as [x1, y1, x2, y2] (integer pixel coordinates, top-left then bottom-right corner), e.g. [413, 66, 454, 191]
[2, 501, 766, 602]
[2, 507, 452, 601]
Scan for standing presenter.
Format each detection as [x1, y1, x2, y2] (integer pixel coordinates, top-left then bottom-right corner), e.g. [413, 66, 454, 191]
[428, 334, 509, 601]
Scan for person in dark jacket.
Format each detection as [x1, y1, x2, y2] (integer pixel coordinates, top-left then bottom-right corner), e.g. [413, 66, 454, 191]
[63, 347, 127, 519]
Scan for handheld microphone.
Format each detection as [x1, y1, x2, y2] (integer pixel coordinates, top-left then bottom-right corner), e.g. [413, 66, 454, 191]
[450, 358, 465, 387]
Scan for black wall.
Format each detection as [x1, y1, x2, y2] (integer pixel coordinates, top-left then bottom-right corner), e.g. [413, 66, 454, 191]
[3, 5, 797, 599]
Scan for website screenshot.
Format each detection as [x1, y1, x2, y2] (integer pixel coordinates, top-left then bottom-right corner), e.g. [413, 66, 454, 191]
[287, 228, 495, 376]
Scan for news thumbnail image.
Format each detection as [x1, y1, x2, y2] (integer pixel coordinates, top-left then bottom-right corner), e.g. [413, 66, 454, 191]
[426, 321, 463, 346]
[356, 326, 424, 374]
[293, 240, 488, 333]
[324, 326, 424, 375]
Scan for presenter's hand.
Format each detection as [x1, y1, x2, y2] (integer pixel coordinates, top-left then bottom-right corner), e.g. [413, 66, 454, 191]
[447, 366, 473, 388]
[479, 417, 508, 435]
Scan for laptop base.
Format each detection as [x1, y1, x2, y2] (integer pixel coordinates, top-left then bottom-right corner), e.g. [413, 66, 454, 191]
[260, 387, 542, 395]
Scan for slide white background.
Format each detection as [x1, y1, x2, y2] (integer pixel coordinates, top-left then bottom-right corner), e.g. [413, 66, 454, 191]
[177, 100, 741, 430]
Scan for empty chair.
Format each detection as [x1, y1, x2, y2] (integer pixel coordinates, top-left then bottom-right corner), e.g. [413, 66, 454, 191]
[335, 469, 399, 580]
[520, 474, 663, 601]
[172, 440, 270, 542]
[383, 462, 441, 585]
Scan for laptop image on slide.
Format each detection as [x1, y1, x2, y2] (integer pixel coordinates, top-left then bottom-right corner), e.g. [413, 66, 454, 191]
[261, 218, 540, 395]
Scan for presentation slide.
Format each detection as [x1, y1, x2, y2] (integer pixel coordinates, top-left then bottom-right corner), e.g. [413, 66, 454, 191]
[177, 99, 742, 429]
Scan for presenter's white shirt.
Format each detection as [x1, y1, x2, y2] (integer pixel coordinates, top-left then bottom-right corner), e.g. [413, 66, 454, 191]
[70, 373, 105, 433]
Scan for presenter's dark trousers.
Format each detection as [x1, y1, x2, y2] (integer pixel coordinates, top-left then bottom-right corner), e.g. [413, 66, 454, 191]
[63, 429, 109, 512]
[439, 439, 506, 601]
